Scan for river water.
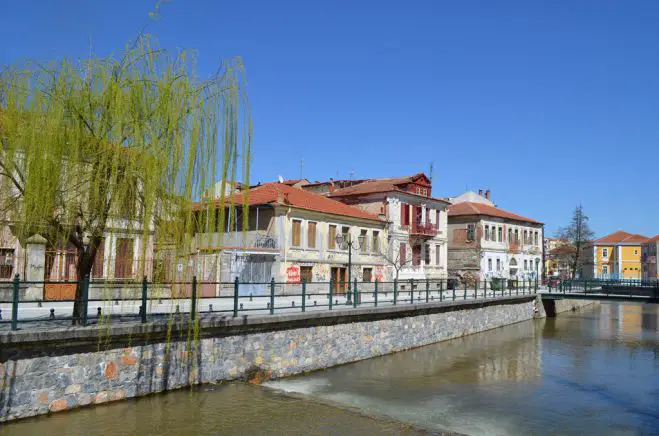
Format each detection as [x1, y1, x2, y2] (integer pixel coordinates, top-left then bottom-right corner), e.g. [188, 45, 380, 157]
[3, 302, 658, 435]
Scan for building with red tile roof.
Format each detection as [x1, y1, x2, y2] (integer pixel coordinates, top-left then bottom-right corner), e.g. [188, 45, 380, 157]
[446, 191, 544, 283]
[316, 173, 450, 282]
[192, 182, 389, 292]
[581, 231, 650, 280]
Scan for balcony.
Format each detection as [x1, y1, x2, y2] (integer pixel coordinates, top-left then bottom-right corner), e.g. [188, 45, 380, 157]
[410, 221, 438, 238]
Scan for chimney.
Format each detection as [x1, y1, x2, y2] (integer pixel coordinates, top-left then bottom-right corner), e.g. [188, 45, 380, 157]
[329, 178, 335, 193]
[478, 189, 483, 197]
[485, 190, 491, 200]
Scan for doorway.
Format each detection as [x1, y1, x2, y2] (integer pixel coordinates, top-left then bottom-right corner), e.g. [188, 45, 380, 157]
[331, 267, 347, 293]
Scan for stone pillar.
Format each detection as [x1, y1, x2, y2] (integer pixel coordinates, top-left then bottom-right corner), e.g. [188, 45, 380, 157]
[25, 234, 47, 300]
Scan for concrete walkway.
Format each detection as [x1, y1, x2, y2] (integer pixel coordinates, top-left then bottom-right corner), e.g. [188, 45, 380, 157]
[0, 287, 544, 331]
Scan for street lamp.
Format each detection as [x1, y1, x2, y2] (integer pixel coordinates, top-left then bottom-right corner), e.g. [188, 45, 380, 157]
[335, 232, 365, 303]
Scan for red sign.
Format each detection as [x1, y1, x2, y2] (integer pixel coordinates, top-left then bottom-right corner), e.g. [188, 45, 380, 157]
[286, 265, 300, 284]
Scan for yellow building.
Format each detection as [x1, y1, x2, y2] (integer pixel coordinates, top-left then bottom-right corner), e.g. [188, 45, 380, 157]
[581, 231, 649, 280]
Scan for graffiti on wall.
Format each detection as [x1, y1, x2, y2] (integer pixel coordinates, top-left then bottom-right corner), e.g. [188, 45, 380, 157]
[375, 265, 386, 282]
[314, 264, 329, 281]
[286, 264, 300, 284]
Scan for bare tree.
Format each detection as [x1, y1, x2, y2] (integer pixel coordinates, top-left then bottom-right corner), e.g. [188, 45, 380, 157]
[555, 205, 595, 278]
[379, 235, 424, 281]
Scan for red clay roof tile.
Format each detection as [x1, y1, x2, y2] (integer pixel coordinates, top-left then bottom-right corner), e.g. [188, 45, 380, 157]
[593, 231, 650, 244]
[447, 201, 542, 224]
[197, 183, 383, 222]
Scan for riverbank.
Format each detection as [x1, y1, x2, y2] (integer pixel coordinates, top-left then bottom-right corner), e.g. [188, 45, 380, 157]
[1, 295, 542, 422]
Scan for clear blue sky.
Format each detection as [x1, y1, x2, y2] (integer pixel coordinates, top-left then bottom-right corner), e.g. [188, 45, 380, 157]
[1, 0, 658, 237]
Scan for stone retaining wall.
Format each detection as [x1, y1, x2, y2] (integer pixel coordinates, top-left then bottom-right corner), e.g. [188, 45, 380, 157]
[0, 296, 540, 422]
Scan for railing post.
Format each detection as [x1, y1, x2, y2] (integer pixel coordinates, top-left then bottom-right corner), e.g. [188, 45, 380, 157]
[82, 274, 90, 327]
[425, 279, 429, 303]
[410, 279, 414, 304]
[233, 277, 239, 317]
[11, 274, 19, 331]
[141, 276, 148, 324]
[393, 279, 398, 305]
[270, 278, 275, 314]
[191, 275, 197, 322]
[440, 279, 444, 301]
[463, 280, 467, 300]
[353, 278, 358, 308]
[374, 279, 378, 307]
[302, 280, 306, 312]
[329, 279, 333, 310]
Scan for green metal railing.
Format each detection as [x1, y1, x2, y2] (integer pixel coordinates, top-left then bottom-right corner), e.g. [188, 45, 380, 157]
[0, 275, 541, 331]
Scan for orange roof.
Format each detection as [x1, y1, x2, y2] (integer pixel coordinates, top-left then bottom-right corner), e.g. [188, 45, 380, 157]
[328, 173, 428, 197]
[646, 234, 659, 243]
[448, 202, 542, 224]
[593, 230, 650, 244]
[196, 183, 383, 222]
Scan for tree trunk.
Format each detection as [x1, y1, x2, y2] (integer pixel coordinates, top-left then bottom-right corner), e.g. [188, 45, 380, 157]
[72, 246, 97, 325]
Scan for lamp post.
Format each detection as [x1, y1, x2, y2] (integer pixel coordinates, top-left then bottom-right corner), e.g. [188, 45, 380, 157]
[335, 231, 365, 303]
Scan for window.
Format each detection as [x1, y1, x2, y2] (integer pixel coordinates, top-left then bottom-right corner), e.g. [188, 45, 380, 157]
[524, 230, 528, 244]
[422, 188, 428, 196]
[435, 244, 440, 265]
[496, 258, 501, 270]
[92, 238, 105, 278]
[498, 227, 503, 242]
[0, 249, 14, 279]
[508, 228, 513, 242]
[372, 231, 380, 253]
[115, 238, 134, 279]
[484, 225, 490, 241]
[603, 265, 609, 274]
[534, 231, 539, 246]
[341, 227, 350, 247]
[399, 243, 407, 266]
[401, 203, 410, 226]
[514, 229, 519, 244]
[467, 224, 475, 241]
[488, 258, 492, 271]
[307, 222, 317, 248]
[602, 248, 608, 258]
[412, 245, 421, 267]
[634, 249, 638, 256]
[524, 259, 528, 270]
[424, 244, 431, 265]
[435, 210, 440, 229]
[362, 268, 373, 282]
[300, 266, 313, 283]
[291, 220, 301, 246]
[328, 225, 337, 249]
[360, 229, 368, 252]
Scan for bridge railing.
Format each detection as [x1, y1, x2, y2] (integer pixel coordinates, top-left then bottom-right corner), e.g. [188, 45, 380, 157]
[0, 276, 540, 331]
[547, 278, 659, 298]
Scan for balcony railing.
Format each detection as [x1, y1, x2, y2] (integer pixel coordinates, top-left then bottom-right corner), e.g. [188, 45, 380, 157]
[410, 222, 438, 238]
[195, 231, 279, 251]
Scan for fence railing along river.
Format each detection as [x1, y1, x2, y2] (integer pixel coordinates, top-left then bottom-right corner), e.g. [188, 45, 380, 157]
[0, 276, 541, 331]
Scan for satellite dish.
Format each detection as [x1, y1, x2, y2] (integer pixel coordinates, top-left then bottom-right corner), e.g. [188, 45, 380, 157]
[278, 175, 284, 183]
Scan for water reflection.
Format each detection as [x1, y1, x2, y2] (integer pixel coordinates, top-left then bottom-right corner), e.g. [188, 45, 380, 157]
[268, 303, 659, 436]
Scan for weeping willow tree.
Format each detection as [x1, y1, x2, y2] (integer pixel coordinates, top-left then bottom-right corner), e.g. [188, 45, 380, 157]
[0, 36, 251, 324]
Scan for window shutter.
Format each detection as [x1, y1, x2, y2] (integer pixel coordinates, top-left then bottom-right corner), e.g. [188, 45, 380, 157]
[435, 210, 440, 229]
[399, 243, 406, 267]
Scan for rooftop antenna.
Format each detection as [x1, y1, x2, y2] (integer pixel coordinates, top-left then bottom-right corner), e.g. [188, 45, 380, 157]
[300, 159, 304, 179]
[349, 169, 354, 181]
[429, 161, 434, 184]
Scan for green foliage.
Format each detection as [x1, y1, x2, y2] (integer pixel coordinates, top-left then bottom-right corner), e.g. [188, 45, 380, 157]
[0, 35, 251, 318]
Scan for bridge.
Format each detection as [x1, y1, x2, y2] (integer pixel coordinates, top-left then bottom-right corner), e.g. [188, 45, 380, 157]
[541, 279, 659, 304]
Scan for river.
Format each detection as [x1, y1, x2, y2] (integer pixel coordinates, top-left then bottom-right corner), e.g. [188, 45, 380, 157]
[3, 302, 658, 435]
